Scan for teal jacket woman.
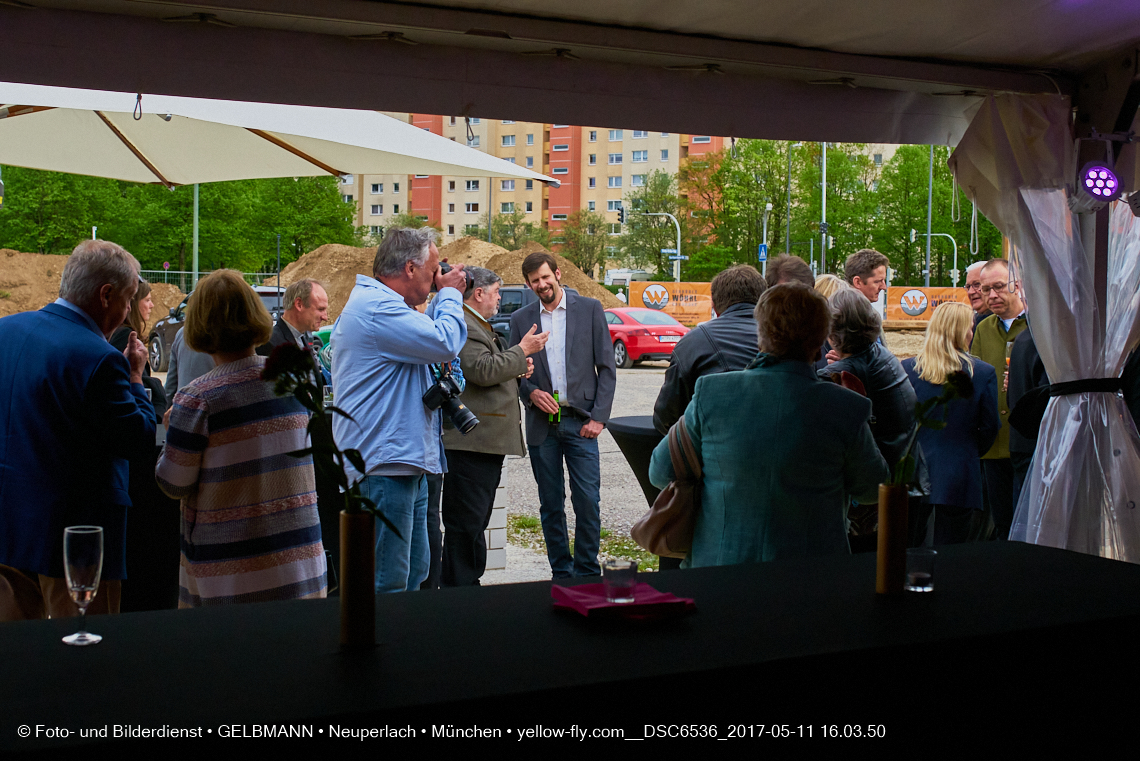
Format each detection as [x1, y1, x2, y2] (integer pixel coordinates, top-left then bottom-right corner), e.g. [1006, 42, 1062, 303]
[648, 284, 889, 568]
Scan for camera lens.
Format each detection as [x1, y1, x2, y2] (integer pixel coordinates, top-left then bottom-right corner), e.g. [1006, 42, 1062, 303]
[443, 397, 479, 434]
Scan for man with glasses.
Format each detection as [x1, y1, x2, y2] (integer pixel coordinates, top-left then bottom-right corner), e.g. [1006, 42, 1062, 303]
[970, 258, 1027, 542]
[964, 261, 992, 328]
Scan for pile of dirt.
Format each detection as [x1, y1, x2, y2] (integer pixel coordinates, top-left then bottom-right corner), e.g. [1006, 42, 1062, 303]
[0, 249, 71, 319]
[438, 237, 508, 268]
[487, 242, 623, 309]
[884, 330, 926, 360]
[146, 282, 186, 337]
[262, 243, 375, 323]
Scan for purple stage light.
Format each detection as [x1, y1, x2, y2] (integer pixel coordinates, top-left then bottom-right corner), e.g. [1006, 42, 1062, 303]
[1078, 161, 1122, 204]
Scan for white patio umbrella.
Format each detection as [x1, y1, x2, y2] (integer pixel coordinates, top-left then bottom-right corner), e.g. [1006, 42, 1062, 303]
[0, 81, 555, 282]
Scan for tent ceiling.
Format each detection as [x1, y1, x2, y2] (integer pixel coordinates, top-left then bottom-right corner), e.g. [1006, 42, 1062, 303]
[1, 1, 1138, 145]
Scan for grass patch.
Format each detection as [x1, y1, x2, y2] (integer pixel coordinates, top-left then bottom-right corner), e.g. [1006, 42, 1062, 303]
[506, 514, 660, 572]
[600, 534, 660, 572]
[0, 291, 9, 299]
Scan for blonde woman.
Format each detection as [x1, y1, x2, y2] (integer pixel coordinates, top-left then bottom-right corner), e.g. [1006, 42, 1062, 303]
[814, 273, 847, 300]
[901, 301, 1000, 544]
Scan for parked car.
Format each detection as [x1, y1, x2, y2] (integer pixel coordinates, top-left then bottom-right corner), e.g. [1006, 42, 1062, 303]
[489, 285, 578, 342]
[604, 307, 689, 368]
[148, 284, 285, 371]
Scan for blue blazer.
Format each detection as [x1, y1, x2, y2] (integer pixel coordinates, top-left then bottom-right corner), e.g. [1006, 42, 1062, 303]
[901, 357, 1000, 512]
[0, 303, 155, 579]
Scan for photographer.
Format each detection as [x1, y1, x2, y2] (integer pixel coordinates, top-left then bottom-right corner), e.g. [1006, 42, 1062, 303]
[330, 227, 468, 594]
[441, 267, 548, 586]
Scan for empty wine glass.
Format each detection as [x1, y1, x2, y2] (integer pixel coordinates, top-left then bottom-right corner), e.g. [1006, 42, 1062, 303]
[62, 526, 103, 646]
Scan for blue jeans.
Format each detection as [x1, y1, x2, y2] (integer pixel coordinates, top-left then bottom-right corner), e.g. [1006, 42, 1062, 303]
[360, 474, 430, 593]
[529, 418, 602, 578]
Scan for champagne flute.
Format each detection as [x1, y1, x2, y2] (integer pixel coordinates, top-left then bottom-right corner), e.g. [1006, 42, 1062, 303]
[62, 525, 103, 646]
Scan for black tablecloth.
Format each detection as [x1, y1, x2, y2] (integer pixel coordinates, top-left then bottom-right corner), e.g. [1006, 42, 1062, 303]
[607, 415, 664, 507]
[4, 542, 1140, 750]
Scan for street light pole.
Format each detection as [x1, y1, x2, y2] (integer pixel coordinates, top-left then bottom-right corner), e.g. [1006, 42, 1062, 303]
[761, 202, 772, 277]
[925, 144, 934, 287]
[820, 142, 828, 275]
[644, 211, 682, 282]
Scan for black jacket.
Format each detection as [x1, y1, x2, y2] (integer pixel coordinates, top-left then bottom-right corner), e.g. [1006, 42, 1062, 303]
[1007, 328, 1048, 454]
[256, 318, 324, 402]
[653, 302, 759, 435]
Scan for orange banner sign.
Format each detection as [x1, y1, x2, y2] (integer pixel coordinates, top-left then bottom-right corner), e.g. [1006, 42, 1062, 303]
[630, 282, 713, 326]
[885, 287, 971, 322]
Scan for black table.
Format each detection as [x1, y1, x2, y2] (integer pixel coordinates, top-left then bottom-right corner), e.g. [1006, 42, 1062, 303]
[3, 542, 1140, 751]
[607, 415, 665, 507]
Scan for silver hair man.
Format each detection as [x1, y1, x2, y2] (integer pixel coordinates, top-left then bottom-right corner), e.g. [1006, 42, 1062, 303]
[59, 240, 140, 309]
[283, 278, 324, 308]
[373, 227, 440, 279]
[463, 266, 503, 300]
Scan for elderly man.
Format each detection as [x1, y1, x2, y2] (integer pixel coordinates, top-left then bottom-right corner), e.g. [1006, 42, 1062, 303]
[0, 240, 155, 621]
[970, 258, 1027, 541]
[764, 254, 815, 288]
[441, 267, 548, 586]
[331, 228, 468, 593]
[964, 260, 992, 328]
[257, 278, 329, 398]
[845, 249, 890, 303]
[654, 264, 767, 435]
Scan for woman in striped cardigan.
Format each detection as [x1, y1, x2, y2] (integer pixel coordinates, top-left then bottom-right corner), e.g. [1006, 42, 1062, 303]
[156, 270, 326, 607]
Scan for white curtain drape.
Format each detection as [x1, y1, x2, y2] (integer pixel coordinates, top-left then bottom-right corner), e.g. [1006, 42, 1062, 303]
[949, 94, 1140, 561]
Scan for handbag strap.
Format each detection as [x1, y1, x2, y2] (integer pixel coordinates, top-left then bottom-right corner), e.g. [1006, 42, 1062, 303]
[667, 417, 702, 481]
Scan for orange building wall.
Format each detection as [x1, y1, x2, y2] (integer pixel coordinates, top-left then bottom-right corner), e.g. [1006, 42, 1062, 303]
[545, 125, 581, 232]
[410, 114, 444, 226]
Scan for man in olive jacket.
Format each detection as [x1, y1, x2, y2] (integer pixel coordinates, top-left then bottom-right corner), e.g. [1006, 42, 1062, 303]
[441, 267, 549, 586]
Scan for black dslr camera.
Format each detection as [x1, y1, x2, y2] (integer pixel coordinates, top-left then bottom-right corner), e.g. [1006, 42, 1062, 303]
[422, 363, 479, 434]
[432, 262, 475, 293]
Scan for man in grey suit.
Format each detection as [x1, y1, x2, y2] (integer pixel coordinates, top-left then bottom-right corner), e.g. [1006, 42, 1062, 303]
[509, 252, 617, 578]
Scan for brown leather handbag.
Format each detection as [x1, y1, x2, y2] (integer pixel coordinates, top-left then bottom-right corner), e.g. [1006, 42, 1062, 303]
[631, 417, 701, 559]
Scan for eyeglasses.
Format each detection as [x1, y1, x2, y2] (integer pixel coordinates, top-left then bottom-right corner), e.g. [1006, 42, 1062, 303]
[965, 283, 982, 292]
[979, 282, 1015, 296]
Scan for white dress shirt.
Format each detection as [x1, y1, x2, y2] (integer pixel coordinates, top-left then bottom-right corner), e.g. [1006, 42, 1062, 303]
[540, 293, 568, 402]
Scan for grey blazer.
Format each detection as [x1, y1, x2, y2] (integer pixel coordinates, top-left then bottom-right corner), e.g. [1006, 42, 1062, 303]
[509, 289, 617, 447]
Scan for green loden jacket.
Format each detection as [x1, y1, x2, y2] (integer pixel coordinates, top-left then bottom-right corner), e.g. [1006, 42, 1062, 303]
[442, 306, 528, 457]
[970, 312, 1027, 460]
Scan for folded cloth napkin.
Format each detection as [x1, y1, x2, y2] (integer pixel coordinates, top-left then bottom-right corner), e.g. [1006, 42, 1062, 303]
[551, 582, 695, 620]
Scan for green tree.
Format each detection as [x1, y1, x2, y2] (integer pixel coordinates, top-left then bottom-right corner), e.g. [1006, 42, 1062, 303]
[0, 166, 119, 254]
[557, 209, 609, 278]
[622, 170, 687, 276]
[470, 208, 550, 251]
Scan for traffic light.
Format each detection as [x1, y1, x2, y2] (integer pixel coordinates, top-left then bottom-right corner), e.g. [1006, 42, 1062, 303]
[618, 207, 626, 224]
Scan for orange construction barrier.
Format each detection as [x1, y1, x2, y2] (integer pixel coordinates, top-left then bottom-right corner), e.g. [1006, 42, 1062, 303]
[629, 282, 713, 326]
[885, 286, 970, 322]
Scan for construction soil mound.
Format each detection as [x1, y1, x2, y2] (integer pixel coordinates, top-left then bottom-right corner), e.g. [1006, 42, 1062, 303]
[883, 330, 925, 360]
[0, 249, 70, 320]
[487, 243, 623, 309]
[438, 237, 508, 268]
[262, 244, 375, 323]
[146, 282, 186, 337]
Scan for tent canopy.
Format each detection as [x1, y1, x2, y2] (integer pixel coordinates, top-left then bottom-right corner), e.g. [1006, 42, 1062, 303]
[2, 1, 1138, 145]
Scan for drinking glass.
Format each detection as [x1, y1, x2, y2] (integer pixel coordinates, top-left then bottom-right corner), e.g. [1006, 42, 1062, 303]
[62, 526, 104, 646]
[904, 548, 936, 593]
[602, 558, 637, 603]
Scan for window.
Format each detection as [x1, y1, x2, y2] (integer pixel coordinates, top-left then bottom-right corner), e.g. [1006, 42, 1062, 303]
[632, 150, 648, 162]
[552, 167, 569, 175]
[414, 174, 429, 179]
[633, 130, 649, 139]
[874, 153, 883, 166]
[466, 180, 480, 191]
[465, 203, 480, 213]
[370, 225, 383, 235]
[416, 216, 428, 222]
[589, 154, 597, 165]
[342, 194, 353, 203]
[692, 136, 711, 143]
[501, 180, 515, 191]
[502, 120, 515, 124]
[502, 135, 515, 147]
[608, 176, 622, 188]
[448, 225, 455, 235]
[552, 214, 568, 220]
[608, 223, 622, 235]
[371, 204, 383, 215]
[503, 157, 516, 164]
[552, 144, 569, 152]
[661, 132, 670, 137]
[588, 177, 596, 188]
[465, 224, 479, 235]
[371, 183, 383, 193]
[589, 131, 597, 142]
[525, 202, 533, 212]
[341, 174, 354, 184]
[526, 180, 534, 190]
[526, 156, 534, 168]
[526, 134, 534, 146]
[467, 136, 480, 147]
[469, 118, 481, 124]
[449, 116, 457, 125]
[448, 181, 456, 191]
[588, 200, 596, 211]
[448, 203, 455, 213]
[631, 175, 646, 186]
[609, 130, 623, 141]
[393, 182, 400, 192]
[608, 153, 623, 164]
[393, 204, 400, 213]
[660, 149, 669, 161]
[501, 202, 514, 213]
[553, 124, 569, 128]
[607, 200, 623, 212]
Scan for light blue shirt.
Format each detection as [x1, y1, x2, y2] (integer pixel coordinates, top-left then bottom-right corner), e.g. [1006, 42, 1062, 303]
[331, 276, 467, 477]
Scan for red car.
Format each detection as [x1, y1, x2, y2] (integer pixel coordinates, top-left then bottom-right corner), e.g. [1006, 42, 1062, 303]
[604, 308, 690, 368]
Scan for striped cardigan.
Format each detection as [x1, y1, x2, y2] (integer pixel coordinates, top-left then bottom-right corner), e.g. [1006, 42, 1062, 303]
[156, 355, 326, 607]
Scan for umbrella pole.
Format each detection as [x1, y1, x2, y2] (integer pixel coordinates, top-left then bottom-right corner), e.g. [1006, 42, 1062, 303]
[192, 183, 199, 290]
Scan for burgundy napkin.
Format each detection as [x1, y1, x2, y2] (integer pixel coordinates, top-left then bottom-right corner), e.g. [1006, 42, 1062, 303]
[551, 582, 695, 620]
